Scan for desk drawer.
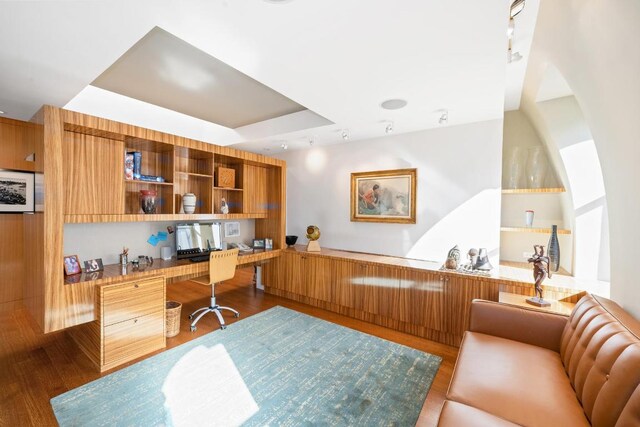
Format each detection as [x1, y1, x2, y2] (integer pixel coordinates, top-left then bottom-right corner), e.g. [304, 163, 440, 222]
[103, 310, 165, 369]
[101, 277, 165, 326]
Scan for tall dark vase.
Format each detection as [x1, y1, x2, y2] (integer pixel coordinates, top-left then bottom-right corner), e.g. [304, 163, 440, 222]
[547, 225, 560, 272]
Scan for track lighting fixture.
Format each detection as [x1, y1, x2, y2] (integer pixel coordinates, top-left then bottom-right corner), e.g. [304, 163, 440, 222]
[510, 0, 525, 18]
[341, 130, 350, 141]
[281, 143, 288, 150]
[439, 110, 449, 125]
[385, 122, 394, 134]
[309, 138, 314, 146]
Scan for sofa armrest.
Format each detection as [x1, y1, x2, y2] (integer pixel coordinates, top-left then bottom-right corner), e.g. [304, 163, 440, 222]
[469, 299, 568, 352]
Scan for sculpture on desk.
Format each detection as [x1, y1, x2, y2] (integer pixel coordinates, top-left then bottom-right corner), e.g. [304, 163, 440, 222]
[527, 244, 552, 307]
[444, 245, 461, 270]
[306, 225, 321, 252]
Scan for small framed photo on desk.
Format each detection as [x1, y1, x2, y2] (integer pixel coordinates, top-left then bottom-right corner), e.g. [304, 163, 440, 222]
[252, 239, 265, 250]
[63, 255, 82, 276]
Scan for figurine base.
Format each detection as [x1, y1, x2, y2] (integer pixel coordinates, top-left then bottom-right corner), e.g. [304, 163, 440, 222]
[306, 240, 321, 252]
[526, 297, 552, 307]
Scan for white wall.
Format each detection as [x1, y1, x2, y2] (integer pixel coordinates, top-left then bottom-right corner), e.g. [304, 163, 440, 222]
[64, 220, 255, 265]
[276, 120, 503, 264]
[500, 110, 573, 273]
[521, 0, 638, 314]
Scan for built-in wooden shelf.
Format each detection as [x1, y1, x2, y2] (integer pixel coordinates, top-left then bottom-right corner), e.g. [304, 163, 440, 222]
[124, 180, 174, 186]
[213, 186, 243, 192]
[64, 213, 268, 224]
[175, 171, 213, 178]
[500, 226, 572, 235]
[502, 187, 566, 194]
[499, 261, 571, 277]
[499, 292, 575, 316]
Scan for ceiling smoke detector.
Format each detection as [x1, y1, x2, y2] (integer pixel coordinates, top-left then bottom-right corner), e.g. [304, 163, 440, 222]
[381, 99, 408, 110]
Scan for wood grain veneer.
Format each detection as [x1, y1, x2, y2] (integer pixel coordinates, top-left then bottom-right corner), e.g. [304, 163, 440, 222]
[26, 106, 286, 333]
[263, 246, 590, 347]
[0, 215, 25, 310]
[0, 116, 38, 172]
[63, 132, 125, 214]
[243, 164, 268, 214]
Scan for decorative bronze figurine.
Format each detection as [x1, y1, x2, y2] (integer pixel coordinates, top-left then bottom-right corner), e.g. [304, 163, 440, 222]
[527, 244, 552, 307]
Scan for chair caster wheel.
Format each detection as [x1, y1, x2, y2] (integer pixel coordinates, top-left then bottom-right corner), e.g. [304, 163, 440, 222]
[220, 325, 227, 330]
[234, 313, 240, 318]
[190, 326, 196, 332]
[188, 314, 193, 320]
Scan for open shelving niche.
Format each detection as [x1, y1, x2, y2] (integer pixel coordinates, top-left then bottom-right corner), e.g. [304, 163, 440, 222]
[499, 186, 573, 275]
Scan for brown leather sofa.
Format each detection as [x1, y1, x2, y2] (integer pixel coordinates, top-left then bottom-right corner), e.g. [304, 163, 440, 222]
[437, 294, 640, 426]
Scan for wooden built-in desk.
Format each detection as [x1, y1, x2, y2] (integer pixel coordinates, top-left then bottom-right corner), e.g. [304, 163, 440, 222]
[64, 249, 282, 286]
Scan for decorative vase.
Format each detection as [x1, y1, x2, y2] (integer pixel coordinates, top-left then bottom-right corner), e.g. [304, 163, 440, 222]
[182, 193, 196, 214]
[547, 225, 560, 272]
[525, 210, 534, 227]
[525, 147, 548, 189]
[139, 189, 157, 214]
[506, 147, 524, 189]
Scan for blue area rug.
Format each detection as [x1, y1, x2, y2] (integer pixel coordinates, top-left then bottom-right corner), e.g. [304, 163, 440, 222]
[52, 306, 441, 426]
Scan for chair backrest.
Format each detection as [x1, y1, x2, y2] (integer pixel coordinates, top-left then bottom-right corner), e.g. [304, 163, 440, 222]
[560, 294, 640, 426]
[208, 249, 239, 284]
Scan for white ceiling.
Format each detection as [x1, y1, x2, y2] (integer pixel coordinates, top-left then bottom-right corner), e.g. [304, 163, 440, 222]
[0, 0, 538, 153]
[92, 27, 312, 128]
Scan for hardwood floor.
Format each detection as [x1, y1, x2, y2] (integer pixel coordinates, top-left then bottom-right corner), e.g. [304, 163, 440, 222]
[0, 267, 457, 426]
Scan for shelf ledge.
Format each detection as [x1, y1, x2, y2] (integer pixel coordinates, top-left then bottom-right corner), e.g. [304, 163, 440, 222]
[502, 188, 566, 194]
[64, 213, 268, 224]
[500, 226, 572, 235]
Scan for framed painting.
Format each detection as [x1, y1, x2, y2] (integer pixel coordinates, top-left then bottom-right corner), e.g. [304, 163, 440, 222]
[0, 169, 34, 212]
[350, 168, 417, 224]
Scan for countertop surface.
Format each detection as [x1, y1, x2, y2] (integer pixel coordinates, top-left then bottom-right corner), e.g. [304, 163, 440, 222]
[284, 245, 610, 296]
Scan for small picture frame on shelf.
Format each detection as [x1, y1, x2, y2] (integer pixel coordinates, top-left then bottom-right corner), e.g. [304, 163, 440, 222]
[265, 238, 273, 250]
[63, 255, 82, 276]
[253, 239, 265, 249]
[83, 258, 104, 273]
[225, 221, 240, 237]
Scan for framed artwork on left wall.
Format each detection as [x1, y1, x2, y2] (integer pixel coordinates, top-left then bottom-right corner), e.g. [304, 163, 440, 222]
[0, 169, 34, 212]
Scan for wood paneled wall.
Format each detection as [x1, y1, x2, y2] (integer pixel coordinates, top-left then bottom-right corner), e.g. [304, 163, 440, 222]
[0, 215, 25, 311]
[0, 117, 41, 312]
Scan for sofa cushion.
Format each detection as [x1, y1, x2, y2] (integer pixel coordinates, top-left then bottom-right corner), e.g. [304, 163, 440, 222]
[437, 401, 518, 427]
[561, 294, 640, 426]
[446, 331, 589, 427]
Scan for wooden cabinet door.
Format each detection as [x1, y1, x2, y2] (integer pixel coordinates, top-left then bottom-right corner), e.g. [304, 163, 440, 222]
[303, 256, 332, 303]
[283, 252, 303, 295]
[399, 270, 445, 331]
[332, 259, 359, 309]
[243, 164, 268, 214]
[361, 264, 400, 319]
[443, 276, 499, 337]
[262, 255, 284, 291]
[63, 132, 124, 214]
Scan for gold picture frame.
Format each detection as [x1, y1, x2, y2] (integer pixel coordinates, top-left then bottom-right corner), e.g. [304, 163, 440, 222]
[350, 168, 417, 224]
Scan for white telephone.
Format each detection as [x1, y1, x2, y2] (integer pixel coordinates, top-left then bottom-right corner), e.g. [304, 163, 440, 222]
[229, 242, 252, 251]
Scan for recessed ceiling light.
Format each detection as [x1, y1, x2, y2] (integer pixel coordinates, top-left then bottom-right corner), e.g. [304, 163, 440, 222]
[381, 99, 408, 110]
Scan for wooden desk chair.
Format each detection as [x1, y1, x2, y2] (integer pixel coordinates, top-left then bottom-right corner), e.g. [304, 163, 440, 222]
[188, 248, 240, 331]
